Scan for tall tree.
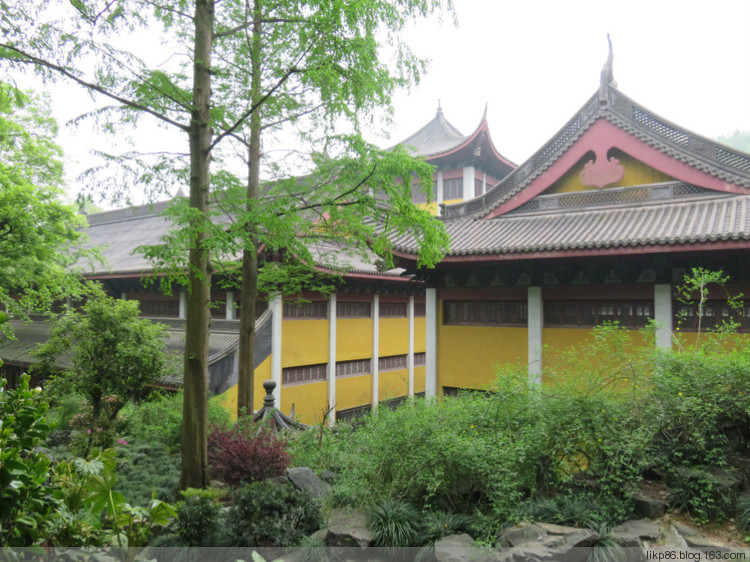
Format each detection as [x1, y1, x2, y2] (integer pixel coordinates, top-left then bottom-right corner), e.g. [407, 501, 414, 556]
[0, 0, 450, 488]
[0, 81, 85, 329]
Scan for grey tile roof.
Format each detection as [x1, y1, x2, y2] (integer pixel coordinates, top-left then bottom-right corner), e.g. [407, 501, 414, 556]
[0, 319, 240, 389]
[392, 192, 750, 257]
[76, 201, 407, 279]
[392, 106, 468, 157]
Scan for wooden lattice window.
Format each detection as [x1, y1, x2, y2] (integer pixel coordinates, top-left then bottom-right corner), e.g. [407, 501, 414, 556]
[335, 359, 371, 378]
[443, 178, 463, 200]
[379, 302, 407, 317]
[282, 364, 327, 386]
[139, 300, 180, 317]
[414, 352, 426, 366]
[545, 301, 653, 329]
[414, 302, 426, 317]
[673, 301, 745, 332]
[378, 354, 408, 372]
[284, 301, 328, 319]
[443, 301, 527, 326]
[337, 302, 371, 318]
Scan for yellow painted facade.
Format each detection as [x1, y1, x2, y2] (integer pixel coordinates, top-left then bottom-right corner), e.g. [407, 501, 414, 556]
[337, 318, 372, 361]
[219, 301, 428, 425]
[547, 151, 674, 194]
[336, 374, 373, 410]
[282, 318, 328, 366]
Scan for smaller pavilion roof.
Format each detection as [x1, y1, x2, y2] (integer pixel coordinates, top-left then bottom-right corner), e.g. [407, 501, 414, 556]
[394, 102, 468, 157]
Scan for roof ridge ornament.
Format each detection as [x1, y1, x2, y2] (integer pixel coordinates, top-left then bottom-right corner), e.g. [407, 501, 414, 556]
[482, 102, 488, 121]
[599, 34, 616, 106]
[437, 99, 443, 116]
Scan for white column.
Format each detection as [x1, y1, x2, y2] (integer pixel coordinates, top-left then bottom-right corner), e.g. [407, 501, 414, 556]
[425, 288, 438, 398]
[528, 286, 543, 386]
[372, 295, 380, 413]
[225, 291, 235, 320]
[327, 294, 337, 426]
[408, 295, 415, 398]
[178, 291, 187, 319]
[270, 292, 283, 405]
[654, 284, 673, 350]
[436, 170, 444, 204]
[462, 166, 475, 201]
[482, 172, 487, 194]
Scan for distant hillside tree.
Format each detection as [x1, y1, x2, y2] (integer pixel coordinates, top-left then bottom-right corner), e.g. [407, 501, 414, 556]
[717, 130, 750, 153]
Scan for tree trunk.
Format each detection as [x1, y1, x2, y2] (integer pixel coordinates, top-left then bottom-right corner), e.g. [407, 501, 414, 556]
[180, 0, 214, 490]
[237, 4, 262, 417]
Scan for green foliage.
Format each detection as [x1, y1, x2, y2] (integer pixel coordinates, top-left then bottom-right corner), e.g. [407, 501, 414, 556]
[675, 267, 743, 337]
[114, 443, 180, 506]
[0, 374, 55, 546]
[369, 498, 426, 548]
[290, 312, 750, 528]
[35, 288, 169, 452]
[735, 496, 750, 535]
[173, 488, 222, 547]
[120, 391, 230, 453]
[222, 481, 323, 547]
[48, 448, 176, 549]
[667, 467, 735, 524]
[0, 82, 86, 328]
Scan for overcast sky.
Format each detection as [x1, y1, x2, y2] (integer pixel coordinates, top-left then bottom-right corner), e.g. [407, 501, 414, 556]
[38, 0, 750, 203]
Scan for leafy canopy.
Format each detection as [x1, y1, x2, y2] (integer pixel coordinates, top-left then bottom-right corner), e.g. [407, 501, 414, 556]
[0, 82, 86, 325]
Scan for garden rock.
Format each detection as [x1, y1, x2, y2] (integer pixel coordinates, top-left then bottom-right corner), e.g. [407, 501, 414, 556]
[673, 523, 730, 552]
[286, 466, 331, 499]
[498, 522, 548, 547]
[434, 534, 477, 562]
[541, 528, 597, 549]
[324, 507, 373, 548]
[660, 525, 688, 549]
[633, 493, 667, 519]
[611, 519, 662, 543]
[320, 470, 339, 485]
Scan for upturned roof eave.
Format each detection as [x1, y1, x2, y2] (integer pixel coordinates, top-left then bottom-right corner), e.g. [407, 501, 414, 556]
[441, 87, 750, 221]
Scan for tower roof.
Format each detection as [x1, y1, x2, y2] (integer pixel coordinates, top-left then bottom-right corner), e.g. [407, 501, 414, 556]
[394, 101, 468, 156]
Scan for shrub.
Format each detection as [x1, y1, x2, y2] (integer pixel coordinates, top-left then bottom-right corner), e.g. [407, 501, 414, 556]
[369, 498, 425, 548]
[122, 391, 230, 453]
[0, 375, 56, 546]
[208, 419, 290, 487]
[174, 488, 222, 546]
[222, 480, 322, 547]
[115, 442, 181, 505]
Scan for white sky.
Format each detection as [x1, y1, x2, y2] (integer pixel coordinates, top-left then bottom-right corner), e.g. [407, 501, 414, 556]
[33, 0, 750, 203]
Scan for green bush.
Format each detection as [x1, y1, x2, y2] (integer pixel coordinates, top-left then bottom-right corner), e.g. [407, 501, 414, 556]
[0, 375, 56, 546]
[115, 442, 181, 505]
[122, 391, 230, 452]
[369, 498, 425, 548]
[222, 480, 322, 547]
[174, 488, 222, 546]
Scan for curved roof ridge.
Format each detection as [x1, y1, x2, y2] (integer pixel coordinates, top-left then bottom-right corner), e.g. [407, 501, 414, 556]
[442, 86, 750, 221]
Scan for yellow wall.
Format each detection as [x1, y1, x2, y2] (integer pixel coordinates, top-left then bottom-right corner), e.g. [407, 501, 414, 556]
[438, 323, 528, 391]
[548, 151, 674, 194]
[337, 318, 372, 361]
[282, 318, 328, 366]
[336, 374, 373, 410]
[282, 381, 328, 425]
[379, 369, 409, 401]
[379, 317, 409, 355]
[414, 366, 426, 394]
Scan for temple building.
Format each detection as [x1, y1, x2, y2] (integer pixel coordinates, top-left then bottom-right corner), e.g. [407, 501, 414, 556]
[3, 59, 750, 424]
[397, 102, 516, 213]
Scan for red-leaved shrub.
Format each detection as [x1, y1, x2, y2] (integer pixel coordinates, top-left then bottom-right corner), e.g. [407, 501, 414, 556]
[207, 421, 290, 487]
